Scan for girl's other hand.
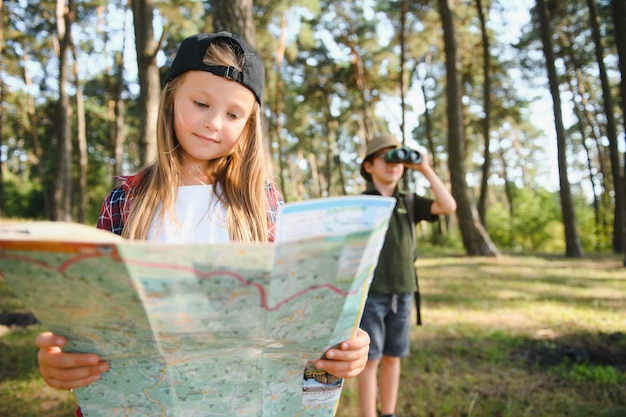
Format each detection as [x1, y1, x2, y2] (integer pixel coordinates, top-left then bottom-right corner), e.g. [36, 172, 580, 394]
[314, 328, 370, 378]
[35, 332, 109, 390]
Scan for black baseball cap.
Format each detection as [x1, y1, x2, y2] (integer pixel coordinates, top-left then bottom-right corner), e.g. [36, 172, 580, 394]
[166, 32, 264, 105]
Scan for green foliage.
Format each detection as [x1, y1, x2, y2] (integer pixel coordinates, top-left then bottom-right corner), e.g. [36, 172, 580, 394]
[486, 187, 565, 253]
[83, 161, 117, 225]
[416, 219, 464, 253]
[2, 173, 46, 220]
[485, 186, 612, 254]
[574, 196, 613, 253]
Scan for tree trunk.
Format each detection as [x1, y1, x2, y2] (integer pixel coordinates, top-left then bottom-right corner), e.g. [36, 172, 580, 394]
[563, 33, 611, 197]
[536, 0, 583, 257]
[399, 0, 408, 143]
[22, 51, 51, 218]
[52, 0, 74, 222]
[420, 56, 436, 167]
[586, 0, 623, 254]
[610, 0, 626, 265]
[323, 82, 343, 197]
[273, 13, 287, 200]
[347, 40, 376, 143]
[309, 153, 321, 198]
[497, 143, 514, 217]
[101, 4, 128, 178]
[437, 0, 500, 257]
[71, 44, 87, 223]
[0, 0, 4, 216]
[558, 31, 607, 250]
[567, 73, 602, 250]
[210, 0, 256, 48]
[476, 0, 492, 225]
[113, 55, 126, 177]
[132, 0, 160, 167]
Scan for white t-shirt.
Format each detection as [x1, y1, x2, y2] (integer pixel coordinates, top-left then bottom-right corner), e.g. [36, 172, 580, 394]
[147, 185, 230, 243]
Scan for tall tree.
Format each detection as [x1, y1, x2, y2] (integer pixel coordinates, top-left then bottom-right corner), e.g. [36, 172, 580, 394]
[343, 29, 377, 140]
[556, 26, 610, 247]
[52, 0, 74, 221]
[475, 0, 492, 225]
[272, 12, 288, 198]
[438, 0, 500, 257]
[132, 0, 160, 166]
[610, 0, 626, 264]
[535, 0, 583, 257]
[586, 0, 623, 254]
[24, 49, 52, 219]
[0, 0, 4, 216]
[71, 43, 87, 223]
[100, 3, 128, 178]
[399, 0, 408, 143]
[566, 67, 604, 248]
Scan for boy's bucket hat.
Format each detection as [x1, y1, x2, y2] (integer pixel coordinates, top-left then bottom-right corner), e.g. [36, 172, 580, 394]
[360, 134, 401, 180]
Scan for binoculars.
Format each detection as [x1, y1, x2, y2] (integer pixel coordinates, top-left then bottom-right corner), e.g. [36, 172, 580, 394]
[383, 146, 422, 164]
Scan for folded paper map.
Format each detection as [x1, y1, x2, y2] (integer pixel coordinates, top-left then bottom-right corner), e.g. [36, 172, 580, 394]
[0, 195, 395, 417]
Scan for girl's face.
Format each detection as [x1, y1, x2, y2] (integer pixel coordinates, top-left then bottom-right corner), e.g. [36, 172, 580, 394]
[364, 147, 405, 185]
[173, 70, 256, 177]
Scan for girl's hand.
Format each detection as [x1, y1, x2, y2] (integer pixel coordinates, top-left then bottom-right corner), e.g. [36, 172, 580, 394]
[36, 332, 109, 390]
[314, 328, 370, 378]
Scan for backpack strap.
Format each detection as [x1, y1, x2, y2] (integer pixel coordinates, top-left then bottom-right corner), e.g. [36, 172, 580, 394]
[403, 192, 416, 246]
[402, 192, 422, 326]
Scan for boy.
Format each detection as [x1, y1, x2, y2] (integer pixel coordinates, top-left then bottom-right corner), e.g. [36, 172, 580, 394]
[357, 133, 456, 417]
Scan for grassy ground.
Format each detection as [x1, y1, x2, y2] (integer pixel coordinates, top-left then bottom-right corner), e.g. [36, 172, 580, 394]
[337, 255, 626, 417]
[1, 253, 625, 416]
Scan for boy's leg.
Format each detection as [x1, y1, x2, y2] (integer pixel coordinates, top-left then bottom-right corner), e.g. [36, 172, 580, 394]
[377, 293, 413, 417]
[358, 294, 390, 417]
[357, 359, 380, 417]
[378, 355, 401, 416]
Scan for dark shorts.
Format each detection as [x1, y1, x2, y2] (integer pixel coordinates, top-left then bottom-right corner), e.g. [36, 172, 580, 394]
[359, 293, 413, 360]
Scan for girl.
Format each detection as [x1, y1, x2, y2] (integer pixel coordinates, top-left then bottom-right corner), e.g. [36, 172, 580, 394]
[35, 31, 369, 410]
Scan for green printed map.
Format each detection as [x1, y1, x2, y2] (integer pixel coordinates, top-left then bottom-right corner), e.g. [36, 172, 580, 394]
[0, 196, 395, 417]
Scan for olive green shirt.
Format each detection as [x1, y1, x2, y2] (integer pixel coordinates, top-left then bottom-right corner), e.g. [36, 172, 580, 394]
[364, 185, 437, 294]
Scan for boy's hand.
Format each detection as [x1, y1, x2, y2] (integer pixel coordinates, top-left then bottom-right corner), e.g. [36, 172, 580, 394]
[404, 149, 431, 172]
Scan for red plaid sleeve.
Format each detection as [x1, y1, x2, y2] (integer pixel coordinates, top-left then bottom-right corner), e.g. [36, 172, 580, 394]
[96, 175, 137, 234]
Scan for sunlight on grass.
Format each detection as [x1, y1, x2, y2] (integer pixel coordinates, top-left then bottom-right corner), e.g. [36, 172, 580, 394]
[550, 362, 626, 385]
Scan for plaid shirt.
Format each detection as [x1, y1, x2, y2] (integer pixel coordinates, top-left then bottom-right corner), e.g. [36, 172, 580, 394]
[96, 174, 283, 242]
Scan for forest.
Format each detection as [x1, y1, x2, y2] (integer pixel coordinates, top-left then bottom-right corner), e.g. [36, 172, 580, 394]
[1, 0, 625, 260]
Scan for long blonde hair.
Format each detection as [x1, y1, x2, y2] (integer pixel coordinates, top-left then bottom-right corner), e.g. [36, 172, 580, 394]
[122, 40, 273, 242]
